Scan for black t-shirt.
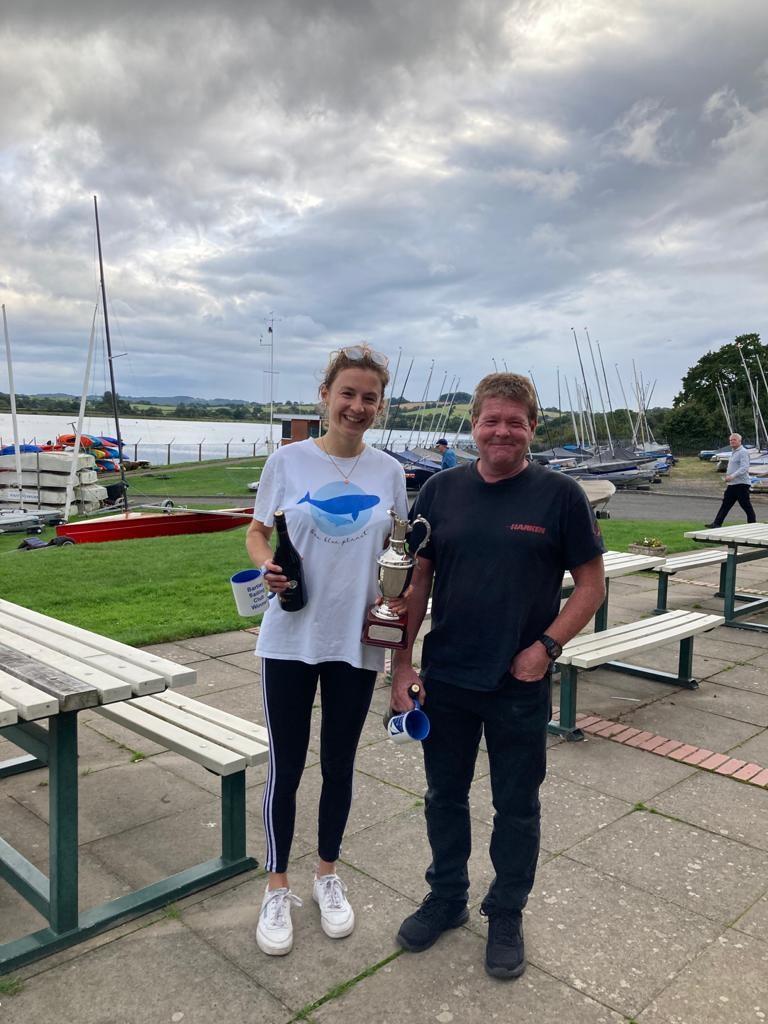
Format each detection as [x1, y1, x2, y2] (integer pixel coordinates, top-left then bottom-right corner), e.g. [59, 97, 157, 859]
[411, 460, 605, 692]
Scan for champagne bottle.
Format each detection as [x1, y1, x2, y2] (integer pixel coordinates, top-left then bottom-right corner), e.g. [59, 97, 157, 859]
[273, 510, 307, 612]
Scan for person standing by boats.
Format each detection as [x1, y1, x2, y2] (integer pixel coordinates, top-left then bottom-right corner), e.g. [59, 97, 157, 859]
[435, 438, 457, 470]
[246, 344, 407, 957]
[705, 433, 757, 528]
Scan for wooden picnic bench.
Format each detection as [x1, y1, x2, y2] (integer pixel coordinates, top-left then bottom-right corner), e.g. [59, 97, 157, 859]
[549, 609, 724, 741]
[0, 599, 267, 975]
[652, 549, 728, 613]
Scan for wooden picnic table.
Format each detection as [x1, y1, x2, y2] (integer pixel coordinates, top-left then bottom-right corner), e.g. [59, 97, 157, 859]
[561, 549, 666, 630]
[684, 523, 768, 631]
[0, 599, 259, 975]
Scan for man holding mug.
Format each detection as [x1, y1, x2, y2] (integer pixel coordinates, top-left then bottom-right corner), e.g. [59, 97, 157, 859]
[390, 372, 605, 980]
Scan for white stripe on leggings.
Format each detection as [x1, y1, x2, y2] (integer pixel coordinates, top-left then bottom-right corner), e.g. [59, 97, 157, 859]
[260, 658, 278, 871]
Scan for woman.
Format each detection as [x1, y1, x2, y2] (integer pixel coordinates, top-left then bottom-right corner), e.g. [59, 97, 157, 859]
[246, 344, 408, 956]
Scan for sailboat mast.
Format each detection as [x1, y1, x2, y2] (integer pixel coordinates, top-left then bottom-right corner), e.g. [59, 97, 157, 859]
[2, 305, 24, 508]
[93, 196, 129, 513]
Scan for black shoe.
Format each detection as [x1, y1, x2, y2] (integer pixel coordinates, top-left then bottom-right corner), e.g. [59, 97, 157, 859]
[704, 523, 719, 529]
[483, 909, 526, 979]
[396, 894, 469, 952]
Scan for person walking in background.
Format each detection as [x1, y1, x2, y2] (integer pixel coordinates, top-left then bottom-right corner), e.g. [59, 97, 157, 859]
[435, 438, 457, 470]
[391, 372, 605, 980]
[706, 432, 757, 528]
[246, 344, 407, 956]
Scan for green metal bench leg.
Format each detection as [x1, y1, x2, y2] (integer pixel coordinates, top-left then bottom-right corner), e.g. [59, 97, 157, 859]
[654, 573, 669, 614]
[548, 665, 584, 741]
[48, 711, 79, 934]
[603, 635, 699, 690]
[594, 580, 610, 632]
[221, 772, 248, 862]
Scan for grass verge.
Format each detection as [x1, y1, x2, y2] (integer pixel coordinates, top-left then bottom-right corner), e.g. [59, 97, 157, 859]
[0, 517, 705, 647]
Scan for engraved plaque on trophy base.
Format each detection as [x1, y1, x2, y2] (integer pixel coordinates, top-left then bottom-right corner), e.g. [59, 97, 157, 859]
[361, 608, 408, 649]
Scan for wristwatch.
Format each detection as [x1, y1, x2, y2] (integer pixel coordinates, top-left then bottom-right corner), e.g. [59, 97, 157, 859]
[538, 634, 563, 662]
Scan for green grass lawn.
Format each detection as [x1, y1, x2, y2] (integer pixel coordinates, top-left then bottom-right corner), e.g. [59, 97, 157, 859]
[109, 458, 265, 498]
[598, 519, 703, 553]
[1, 525, 262, 646]
[1, 514, 707, 647]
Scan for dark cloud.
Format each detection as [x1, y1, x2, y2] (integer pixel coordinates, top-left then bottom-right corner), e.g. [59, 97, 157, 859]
[0, 0, 766, 407]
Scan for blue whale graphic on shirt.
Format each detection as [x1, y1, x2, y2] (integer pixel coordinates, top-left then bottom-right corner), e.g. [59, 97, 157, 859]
[298, 491, 380, 521]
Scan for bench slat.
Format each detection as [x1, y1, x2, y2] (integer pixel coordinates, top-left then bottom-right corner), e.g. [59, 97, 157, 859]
[0, 696, 18, 727]
[0, 612, 165, 696]
[560, 610, 696, 658]
[155, 690, 269, 745]
[0, 600, 196, 688]
[563, 614, 723, 669]
[96, 704, 246, 775]
[655, 550, 727, 574]
[0, 670, 59, 719]
[0, 627, 132, 704]
[131, 696, 268, 764]
[0, 642, 99, 712]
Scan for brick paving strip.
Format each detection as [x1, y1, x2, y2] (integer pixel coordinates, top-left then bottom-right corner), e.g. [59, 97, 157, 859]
[551, 708, 768, 789]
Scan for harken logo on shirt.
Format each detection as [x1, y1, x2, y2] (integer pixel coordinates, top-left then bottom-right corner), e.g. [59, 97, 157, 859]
[508, 522, 546, 535]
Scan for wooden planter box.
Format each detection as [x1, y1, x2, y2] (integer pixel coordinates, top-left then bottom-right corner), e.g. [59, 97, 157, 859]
[628, 543, 668, 557]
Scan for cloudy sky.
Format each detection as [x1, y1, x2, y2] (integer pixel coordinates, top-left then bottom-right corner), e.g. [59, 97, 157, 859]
[1, 0, 766, 409]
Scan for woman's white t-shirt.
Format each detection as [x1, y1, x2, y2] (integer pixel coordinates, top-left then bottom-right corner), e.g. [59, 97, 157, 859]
[253, 440, 408, 671]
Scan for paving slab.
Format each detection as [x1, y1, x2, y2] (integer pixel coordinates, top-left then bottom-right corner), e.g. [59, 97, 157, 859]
[636, 930, 768, 1024]
[83, 713, 169, 756]
[76, 720, 138, 772]
[339, 806, 501, 908]
[690, 634, 754, 663]
[621, 698, 764, 751]
[565, 810, 768, 923]
[311, 926, 626, 1024]
[733, 893, 768, 943]
[512, 856, 720, 1018]
[709, 624, 768, 648]
[140, 640, 212, 664]
[649, 770, 768, 850]
[729, 728, 768, 765]
[708, 661, 768, 695]
[11, 758, 211, 843]
[0, 916, 290, 1024]
[547, 733, 695, 802]
[180, 658, 265, 698]
[470, 771, 633, 854]
[194, 680, 262, 723]
[180, 629, 257, 656]
[183, 860, 411, 1013]
[84, 795, 265, 889]
[0, 797, 131, 944]
[219, 649, 262, 673]
[673, 681, 768, 726]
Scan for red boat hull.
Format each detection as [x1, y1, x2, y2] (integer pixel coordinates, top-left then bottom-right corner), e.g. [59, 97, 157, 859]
[56, 508, 253, 543]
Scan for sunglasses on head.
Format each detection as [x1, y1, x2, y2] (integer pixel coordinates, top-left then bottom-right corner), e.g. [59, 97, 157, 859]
[340, 344, 389, 367]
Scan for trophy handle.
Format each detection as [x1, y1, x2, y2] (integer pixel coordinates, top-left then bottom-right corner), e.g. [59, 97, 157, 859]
[407, 515, 431, 557]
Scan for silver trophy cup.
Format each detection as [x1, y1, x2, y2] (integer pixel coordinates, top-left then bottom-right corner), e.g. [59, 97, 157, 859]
[362, 509, 431, 649]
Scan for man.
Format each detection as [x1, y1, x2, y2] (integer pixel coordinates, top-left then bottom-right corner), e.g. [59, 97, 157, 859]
[391, 372, 605, 980]
[706, 433, 756, 528]
[435, 438, 457, 470]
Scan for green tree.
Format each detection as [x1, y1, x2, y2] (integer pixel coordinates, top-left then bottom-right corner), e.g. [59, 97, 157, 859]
[666, 333, 765, 453]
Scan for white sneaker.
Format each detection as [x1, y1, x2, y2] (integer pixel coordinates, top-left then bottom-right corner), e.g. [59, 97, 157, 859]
[313, 873, 355, 938]
[256, 886, 302, 955]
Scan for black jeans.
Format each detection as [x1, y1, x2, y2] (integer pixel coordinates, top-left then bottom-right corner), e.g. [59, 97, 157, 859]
[713, 484, 756, 527]
[421, 674, 550, 913]
[261, 658, 376, 872]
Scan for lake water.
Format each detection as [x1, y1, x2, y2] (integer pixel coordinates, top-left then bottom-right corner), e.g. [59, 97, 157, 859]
[0, 413, 472, 465]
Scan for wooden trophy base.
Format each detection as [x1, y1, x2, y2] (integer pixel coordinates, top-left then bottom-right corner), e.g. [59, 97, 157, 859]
[362, 606, 408, 649]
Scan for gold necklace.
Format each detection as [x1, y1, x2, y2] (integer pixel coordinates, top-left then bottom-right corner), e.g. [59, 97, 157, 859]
[320, 438, 364, 484]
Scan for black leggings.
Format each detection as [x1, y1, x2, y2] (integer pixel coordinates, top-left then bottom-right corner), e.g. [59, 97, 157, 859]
[261, 658, 377, 873]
